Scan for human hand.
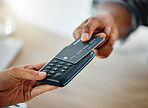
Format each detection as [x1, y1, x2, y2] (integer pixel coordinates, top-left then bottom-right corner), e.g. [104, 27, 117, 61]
[73, 13, 119, 58]
[0, 62, 58, 107]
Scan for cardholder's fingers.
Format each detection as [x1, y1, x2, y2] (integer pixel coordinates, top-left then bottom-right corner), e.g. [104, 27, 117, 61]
[73, 19, 88, 40]
[94, 33, 107, 49]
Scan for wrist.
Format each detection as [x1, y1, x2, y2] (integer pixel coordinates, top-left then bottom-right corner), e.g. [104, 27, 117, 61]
[97, 2, 132, 39]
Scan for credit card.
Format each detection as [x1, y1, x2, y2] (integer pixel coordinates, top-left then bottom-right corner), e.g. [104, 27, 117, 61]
[55, 36, 104, 64]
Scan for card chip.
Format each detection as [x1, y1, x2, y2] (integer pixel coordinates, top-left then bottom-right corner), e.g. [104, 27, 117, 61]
[63, 56, 68, 60]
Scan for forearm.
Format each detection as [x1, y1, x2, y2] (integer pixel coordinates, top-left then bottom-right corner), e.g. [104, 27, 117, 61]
[96, 2, 132, 39]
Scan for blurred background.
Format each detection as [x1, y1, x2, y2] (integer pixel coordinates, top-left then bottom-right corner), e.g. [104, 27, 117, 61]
[4, 0, 148, 64]
[6, 0, 91, 38]
[0, 0, 148, 108]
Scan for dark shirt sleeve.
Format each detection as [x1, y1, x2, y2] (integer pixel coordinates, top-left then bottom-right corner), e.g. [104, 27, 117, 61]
[91, 0, 148, 40]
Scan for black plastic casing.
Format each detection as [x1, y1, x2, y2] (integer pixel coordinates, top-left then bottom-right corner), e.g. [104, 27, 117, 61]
[38, 51, 95, 87]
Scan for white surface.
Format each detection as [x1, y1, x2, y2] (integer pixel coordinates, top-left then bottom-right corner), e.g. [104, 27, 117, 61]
[6, 0, 92, 39]
[0, 37, 23, 70]
[115, 26, 148, 64]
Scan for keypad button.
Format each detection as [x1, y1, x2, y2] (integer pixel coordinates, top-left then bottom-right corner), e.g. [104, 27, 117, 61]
[56, 64, 62, 68]
[53, 73, 63, 79]
[52, 60, 58, 63]
[59, 62, 65, 65]
[66, 63, 72, 66]
[63, 66, 69, 69]
[46, 73, 52, 77]
[60, 69, 65, 72]
[48, 63, 55, 66]
[49, 71, 56, 74]
[46, 66, 52, 69]
[52, 68, 58, 71]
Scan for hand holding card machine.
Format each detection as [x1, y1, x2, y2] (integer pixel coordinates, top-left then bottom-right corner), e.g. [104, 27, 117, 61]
[38, 36, 104, 87]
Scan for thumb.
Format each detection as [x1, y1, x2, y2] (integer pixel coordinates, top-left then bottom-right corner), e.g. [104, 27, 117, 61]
[10, 67, 46, 80]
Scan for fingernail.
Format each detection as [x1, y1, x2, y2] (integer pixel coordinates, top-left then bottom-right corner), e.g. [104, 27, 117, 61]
[39, 72, 46, 76]
[81, 33, 89, 41]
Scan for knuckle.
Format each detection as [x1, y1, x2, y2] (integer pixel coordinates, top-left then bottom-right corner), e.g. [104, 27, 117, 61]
[73, 28, 80, 35]
[106, 34, 110, 39]
[90, 16, 97, 21]
[104, 50, 113, 58]
[77, 26, 82, 30]
[97, 50, 105, 57]
[90, 16, 102, 24]
[23, 65, 34, 69]
[108, 39, 113, 47]
[73, 28, 82, 39]
[83, 24, 90, 31]
[109, 43, 113, 47]
[32, 71, 39, 77]
[95, 50, 110, 58]
[10, 66, 21, 78]
[11, 66, 20, 72]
